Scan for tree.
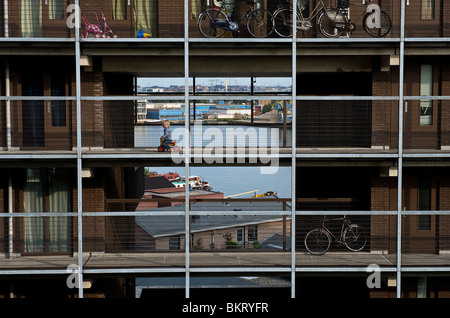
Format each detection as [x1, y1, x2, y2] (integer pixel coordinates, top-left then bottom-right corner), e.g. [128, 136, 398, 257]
[262, 103, 274, 114]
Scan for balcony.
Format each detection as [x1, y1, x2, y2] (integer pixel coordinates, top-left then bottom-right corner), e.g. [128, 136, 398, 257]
[3, 96, 450, 158]
[1, 163, 449, 270]
[0, 1, 447, 40]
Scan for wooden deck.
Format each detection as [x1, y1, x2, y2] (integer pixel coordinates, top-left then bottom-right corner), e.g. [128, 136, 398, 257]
[2, 252, 450, 273]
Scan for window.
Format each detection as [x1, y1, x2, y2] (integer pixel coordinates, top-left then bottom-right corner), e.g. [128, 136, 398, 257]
[420, 65, 433, 126]
[236, 227, 245, 246]
[23, 168, 72, 253]
[169, 236, 181, 250]
[22, 71, 44, 147]
[133, 0, 157, 37]
[418, 173, 432, 231]
[51, 72, 66, 127]
[248, 225, 258, 242]
[21, 0, 42, 37]
[192, 0, 202, 19]
[113, 0, 128, 20]
[417, 277, 428, 298]
[49, 0, 65, 20]
[421, 0, 435, 20]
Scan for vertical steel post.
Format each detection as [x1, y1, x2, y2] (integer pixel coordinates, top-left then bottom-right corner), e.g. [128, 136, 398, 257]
[75, 0, 83, 299]
[291, 0, 297, 299]
[3, 0, 8, 38]
[397, 0, 406, 299]
[184, 0, 190, 299]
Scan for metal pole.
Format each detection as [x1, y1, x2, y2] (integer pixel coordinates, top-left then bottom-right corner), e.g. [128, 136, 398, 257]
[75, 0, 83, 299]
[4, 0, 8, 38]
[8, 172, 13, 258]
[184, 0, 190, 299]
[291, 0, 297, 299]
[5, 58, 10, 150]
[397, 0, 406, 299]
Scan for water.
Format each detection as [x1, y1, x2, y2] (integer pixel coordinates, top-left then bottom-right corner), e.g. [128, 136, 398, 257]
[146, 166, 292, 198]
[135, 124, 292, 148]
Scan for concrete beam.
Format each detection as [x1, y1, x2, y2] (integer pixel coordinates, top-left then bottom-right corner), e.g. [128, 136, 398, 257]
[102, 55, 375, 76]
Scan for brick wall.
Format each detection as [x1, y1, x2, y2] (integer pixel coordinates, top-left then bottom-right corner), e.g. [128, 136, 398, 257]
[439, 173, 450, 252]
[372, 70, 392, 149]
[370, 177, 392, 252]
[78, 67, 105, 148]
[443, 1, 450, 37]
[0, 62, 5, 148]
[158, 0, 184, 37]
[73, 170, 106, 253]
[441, 63, 450, 148]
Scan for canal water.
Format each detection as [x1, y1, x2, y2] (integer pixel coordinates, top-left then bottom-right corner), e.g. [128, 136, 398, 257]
[135, 124, 292, 148]
[138, 124, 292, 198]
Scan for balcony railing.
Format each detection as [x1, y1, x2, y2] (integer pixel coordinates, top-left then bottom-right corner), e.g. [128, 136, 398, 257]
[3, 211, 450, 271]
[4, 97, 450, 154]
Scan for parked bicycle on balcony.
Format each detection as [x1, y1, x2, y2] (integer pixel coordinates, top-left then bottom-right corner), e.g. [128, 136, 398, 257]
[272, 0, 391, 38]
[197, 0, 274, 38]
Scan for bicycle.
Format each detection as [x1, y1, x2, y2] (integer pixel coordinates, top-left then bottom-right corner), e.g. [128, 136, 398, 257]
[197, 0, 274, 38]
[273, 0, 325, 37]
[304, 215, 367, 255]
[273, 0, 391, 38]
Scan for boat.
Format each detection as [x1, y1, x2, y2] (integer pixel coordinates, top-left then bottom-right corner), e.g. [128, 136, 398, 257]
[172, 176, 212, 191]
[147, 171, 211, 191]
[147, 171, 181, 182]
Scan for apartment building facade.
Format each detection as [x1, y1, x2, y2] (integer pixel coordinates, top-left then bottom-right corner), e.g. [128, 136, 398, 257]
[0, 0, 450, 299]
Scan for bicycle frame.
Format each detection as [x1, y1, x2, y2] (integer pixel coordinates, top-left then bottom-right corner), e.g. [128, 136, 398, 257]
[219, 1, 258, 25]
[273, 0, 326, 21]
[272, 0, 326, 32]
[319, 216, 352, 243]
[299, 0, 325, 21]
[343, 3, 368, 24]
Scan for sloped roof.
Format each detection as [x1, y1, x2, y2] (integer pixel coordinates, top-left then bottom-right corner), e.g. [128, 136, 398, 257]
[144, 176, 175, 190]
[136, 197, 291, 237]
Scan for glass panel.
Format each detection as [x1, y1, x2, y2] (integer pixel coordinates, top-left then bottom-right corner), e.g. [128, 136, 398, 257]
[23, 169, 45, 253]
[133, 0, 157, 37]
[113, 0, 128, 20]
[51, 73, 66, 127]
[22, 72, 44, 147]
[417, 277, 427, 298]
[48, 168, 72, 252]
[49, 0, 65, 20]
[20, 0, 42, 37]
[420, 65, 433, 126]
[418, 173, 432, 231]
[236, 227, 245, 247]
[421, 0, 435, 20]
[191, 0, 203, 20]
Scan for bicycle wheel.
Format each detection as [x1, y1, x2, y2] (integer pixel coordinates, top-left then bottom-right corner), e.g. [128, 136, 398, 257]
[363, 10, 391, 37]
[198, 9, 228, 38]
[273, 8, 299, 38]
[317, 9, 345, 38]
[246, 9, 274, 38]
[343, 224, 367, 252]
[304, 228, 331, 255]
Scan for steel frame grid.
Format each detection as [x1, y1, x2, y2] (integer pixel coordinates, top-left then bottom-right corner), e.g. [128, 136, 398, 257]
[0, 0, 449, 300]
